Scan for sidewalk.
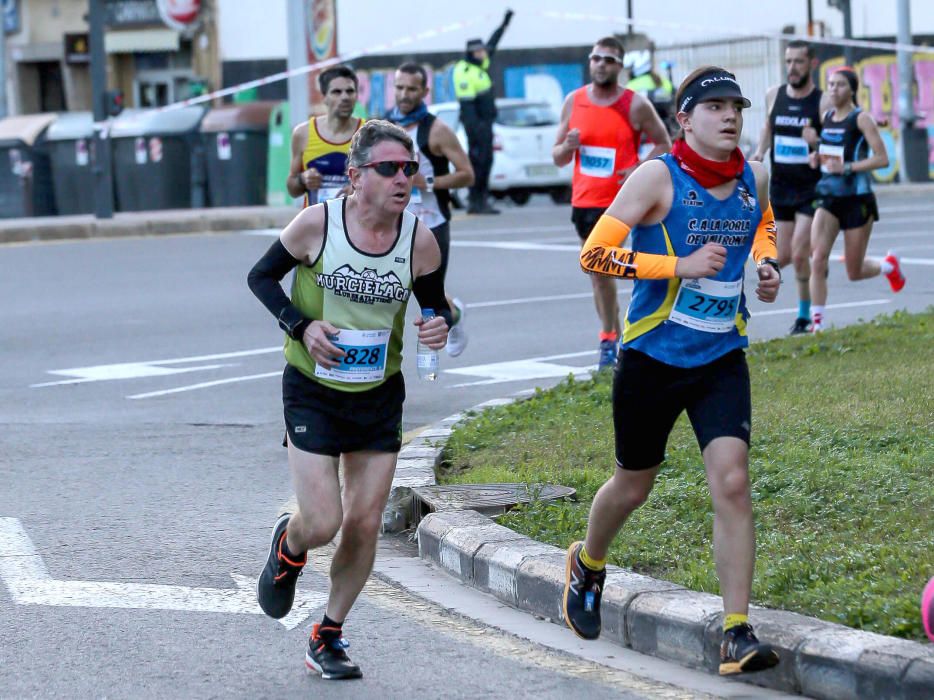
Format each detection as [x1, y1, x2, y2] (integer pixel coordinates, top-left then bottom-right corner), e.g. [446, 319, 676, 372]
[0, 206, 297, 244]
[2, 181, 934, 245]
[382, 396, 934, 700]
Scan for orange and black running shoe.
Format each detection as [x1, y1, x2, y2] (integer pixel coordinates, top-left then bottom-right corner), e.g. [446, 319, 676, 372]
[306, 624, 363, 680]
[257, 513, 306, 619]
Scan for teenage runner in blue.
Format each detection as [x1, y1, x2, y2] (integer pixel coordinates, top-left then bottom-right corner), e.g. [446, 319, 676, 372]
[808, 67, 904, 332]
[567, 66, 782, 676]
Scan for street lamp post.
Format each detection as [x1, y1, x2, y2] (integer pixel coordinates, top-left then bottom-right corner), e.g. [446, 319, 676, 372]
[89, 0, 114, 218]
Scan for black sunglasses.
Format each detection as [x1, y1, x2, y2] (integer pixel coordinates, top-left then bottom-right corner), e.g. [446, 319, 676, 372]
[361, 160, 419, 177]
[589, 53, 622, 65]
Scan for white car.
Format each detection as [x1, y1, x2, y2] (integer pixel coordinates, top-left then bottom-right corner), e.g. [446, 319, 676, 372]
[429, 98, 572, 205]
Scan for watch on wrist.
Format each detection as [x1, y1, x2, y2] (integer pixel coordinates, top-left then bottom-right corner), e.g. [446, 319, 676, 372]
[843, 162, 853, 176]
[425, 175, 434, 193]
[757, 257, 781, 278]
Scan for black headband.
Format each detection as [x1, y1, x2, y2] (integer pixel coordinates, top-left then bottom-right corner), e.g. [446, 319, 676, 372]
[678, 69, 751, 113]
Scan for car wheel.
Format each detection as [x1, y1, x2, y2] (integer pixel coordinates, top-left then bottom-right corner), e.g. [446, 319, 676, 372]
[508, 190, 531, 206]
[549, 187, 572, 204]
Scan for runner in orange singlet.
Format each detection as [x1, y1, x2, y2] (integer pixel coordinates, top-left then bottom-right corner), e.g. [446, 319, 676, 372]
[554, 36, 672, 369]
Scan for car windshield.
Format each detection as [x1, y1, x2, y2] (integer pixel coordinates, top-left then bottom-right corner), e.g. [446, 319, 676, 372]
[496, 104, 557, 127]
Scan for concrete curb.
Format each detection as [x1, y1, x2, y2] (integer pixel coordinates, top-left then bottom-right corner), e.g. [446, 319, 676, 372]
[404, 394, 934, 700]
[0, 206, 298, 244]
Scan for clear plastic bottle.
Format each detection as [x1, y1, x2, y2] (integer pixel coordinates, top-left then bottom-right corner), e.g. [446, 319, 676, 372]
[417, 308, 439, 381]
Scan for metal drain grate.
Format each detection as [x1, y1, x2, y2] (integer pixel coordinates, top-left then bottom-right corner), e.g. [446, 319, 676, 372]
[411, 483, 576, 524]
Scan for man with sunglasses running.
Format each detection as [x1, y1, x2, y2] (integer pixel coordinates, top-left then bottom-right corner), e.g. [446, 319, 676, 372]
[248, 120, 451, 680]
[554, 36, 672, 370]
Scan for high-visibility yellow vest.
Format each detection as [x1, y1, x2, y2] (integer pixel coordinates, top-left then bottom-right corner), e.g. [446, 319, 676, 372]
[453, 58, 492, 100]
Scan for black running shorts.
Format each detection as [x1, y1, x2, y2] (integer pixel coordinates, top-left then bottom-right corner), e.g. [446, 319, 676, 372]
[815, 193, 879, 230]
[612, 349, 751, 470]
[282, 364, 405, 456]
[769, 178, 817, 221]
[571, 206, 608, 241]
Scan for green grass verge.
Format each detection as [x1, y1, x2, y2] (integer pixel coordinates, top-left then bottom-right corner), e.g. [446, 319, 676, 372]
[440, 310, 934, 641]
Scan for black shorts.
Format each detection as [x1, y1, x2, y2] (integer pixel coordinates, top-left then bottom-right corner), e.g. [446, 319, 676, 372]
[571, 206, 607, 241]
[612, 349, 751, 470]
[282, 364, 405, 456]
[769, 179, 817, 221]
[430, 221, 450, 279]
[815, 193, 879, 229]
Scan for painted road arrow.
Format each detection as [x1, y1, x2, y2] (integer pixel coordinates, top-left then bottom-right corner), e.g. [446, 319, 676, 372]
[0, 517, 324, 629]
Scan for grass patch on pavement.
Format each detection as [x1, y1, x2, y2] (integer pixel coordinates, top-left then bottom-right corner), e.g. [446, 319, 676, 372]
[440, 310, 934, 641]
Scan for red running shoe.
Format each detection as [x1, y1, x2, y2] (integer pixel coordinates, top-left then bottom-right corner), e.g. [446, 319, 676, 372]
[884, 251, 905, 292]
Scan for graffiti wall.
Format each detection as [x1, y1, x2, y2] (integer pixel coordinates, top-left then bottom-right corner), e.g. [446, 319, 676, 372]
[816, 38, 934, 181]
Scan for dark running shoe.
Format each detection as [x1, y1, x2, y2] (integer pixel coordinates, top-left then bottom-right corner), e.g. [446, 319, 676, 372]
[305, 624, 363, 680]
[562, 541, 606, 640]
[789, 317, 811, 335]
[719, 622, 780, 675]
[597, 339, 618, 370]
[257, 513, 306, 619]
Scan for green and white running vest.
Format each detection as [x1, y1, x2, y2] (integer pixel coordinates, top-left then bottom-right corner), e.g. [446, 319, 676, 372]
[284, 198, 417, 392]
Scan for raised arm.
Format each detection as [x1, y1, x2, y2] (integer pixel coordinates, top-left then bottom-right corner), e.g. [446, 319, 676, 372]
[628, 93, 673, 161]
[752, 86, 778, 162]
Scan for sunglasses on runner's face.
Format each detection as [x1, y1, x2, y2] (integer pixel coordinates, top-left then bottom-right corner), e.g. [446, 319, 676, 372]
[589, 53, 622, 65]
[361, 160, 419, 177]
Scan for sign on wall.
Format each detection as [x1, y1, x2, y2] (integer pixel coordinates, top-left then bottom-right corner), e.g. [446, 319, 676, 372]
[3, 0, 20, 35]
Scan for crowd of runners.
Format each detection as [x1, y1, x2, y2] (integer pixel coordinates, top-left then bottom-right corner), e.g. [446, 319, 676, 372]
[247, 29, 907, 682]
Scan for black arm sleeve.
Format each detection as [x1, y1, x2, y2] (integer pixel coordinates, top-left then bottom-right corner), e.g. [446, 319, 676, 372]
[412, 266, 453, 327]
[246, 239, 312, 340]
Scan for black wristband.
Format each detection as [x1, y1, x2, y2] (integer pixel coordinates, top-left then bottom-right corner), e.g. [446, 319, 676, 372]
[757, 257, 781, 277]
[278, 305, 312, 340]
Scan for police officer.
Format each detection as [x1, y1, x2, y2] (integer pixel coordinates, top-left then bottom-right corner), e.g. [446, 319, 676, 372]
[625, 45, 675, 138]
[454, 9, 514, 215]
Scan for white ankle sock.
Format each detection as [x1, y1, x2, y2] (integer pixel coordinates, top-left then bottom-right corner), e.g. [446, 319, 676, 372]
[880, 258, 894, 275]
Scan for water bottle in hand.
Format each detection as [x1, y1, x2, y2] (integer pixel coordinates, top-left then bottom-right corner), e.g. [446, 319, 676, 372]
[417, 308, 439, 381]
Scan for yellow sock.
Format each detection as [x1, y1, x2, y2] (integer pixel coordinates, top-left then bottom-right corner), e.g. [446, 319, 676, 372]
[724, 613, 749, 632]
[578, 545, 606, 571]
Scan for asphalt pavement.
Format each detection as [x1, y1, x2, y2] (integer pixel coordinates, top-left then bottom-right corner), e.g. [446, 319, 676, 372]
[1, 190, 932, 698]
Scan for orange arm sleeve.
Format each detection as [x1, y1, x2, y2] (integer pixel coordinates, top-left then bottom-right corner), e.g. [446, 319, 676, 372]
[579, 214, 678, 280]
[751, 203, 779, 263]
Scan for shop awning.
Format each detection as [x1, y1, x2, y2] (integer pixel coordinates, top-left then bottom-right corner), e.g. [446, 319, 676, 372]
[104, 28, 179, 54]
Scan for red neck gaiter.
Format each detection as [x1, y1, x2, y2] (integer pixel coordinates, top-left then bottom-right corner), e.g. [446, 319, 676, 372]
[671, 139, 745, 188]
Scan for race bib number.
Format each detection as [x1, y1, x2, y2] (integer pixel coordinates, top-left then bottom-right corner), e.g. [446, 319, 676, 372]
[818, 144, 845, 174]
[668, 277, 742, 333]
[314, 328, 390, 383]
[578, 145, 616, 178]
[773, 135, 810, 165]
[315, 186, 342, 204]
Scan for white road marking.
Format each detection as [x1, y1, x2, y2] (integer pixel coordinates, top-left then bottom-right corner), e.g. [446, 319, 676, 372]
[468, 289, 630, 309]
[453, 240, 581, 252]
[127, 371, 282, 399]
[0, 517, 323, 629]
[32, 347, 280, 387]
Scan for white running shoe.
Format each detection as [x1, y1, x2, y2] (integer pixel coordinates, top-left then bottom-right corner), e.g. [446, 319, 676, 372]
[446, 298, 468, 357]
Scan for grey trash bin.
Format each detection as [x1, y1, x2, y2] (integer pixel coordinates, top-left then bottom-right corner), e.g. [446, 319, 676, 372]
[201, 101, 277, 207]
[0, 113, 58, 218]
[110, 106, 207, 211]
[45, 112, 98, 215]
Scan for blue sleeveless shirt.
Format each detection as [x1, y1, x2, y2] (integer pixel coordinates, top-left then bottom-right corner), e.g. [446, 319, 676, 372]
[622, 154, 761, 368]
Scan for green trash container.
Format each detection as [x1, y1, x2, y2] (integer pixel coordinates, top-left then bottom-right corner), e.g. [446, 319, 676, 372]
[266, 102, 292, 207]
[110, 106, 207, 211]
[0, 113, 58, 218]
[45, 112, 98, 215]
[201, 101, 277, 207]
